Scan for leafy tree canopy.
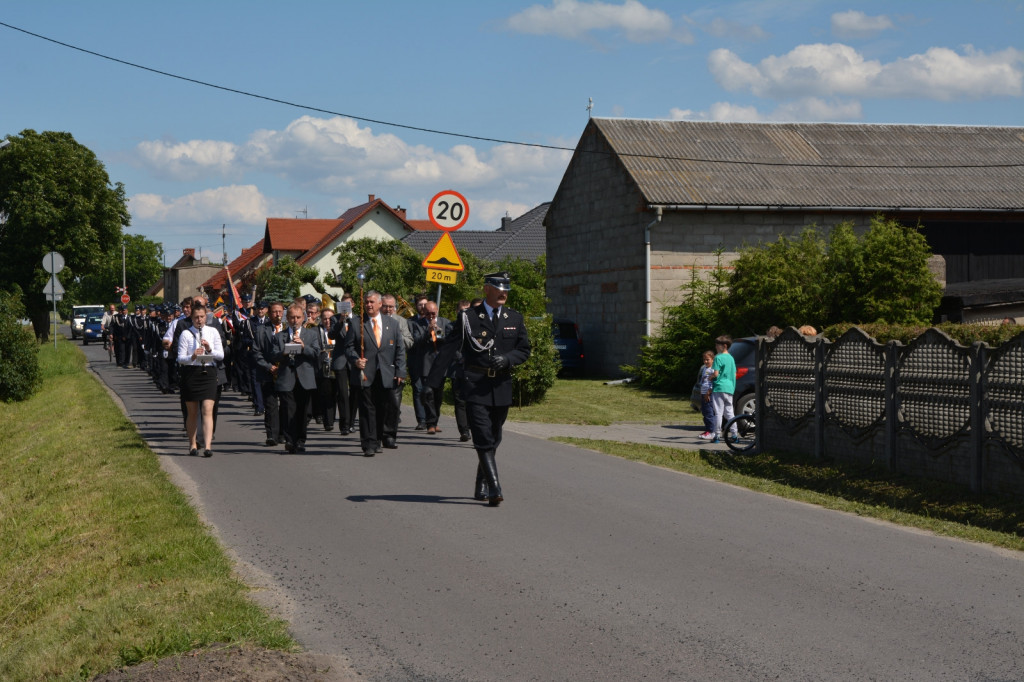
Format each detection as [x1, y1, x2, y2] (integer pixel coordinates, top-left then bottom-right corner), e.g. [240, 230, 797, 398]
[251, 256, 320, 304]
[0, 129, 130, 339]
[66, 233, 164, 310]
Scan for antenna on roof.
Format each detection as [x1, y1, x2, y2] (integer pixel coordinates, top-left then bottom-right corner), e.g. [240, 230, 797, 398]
[295, 206, 308, 219]
[586, 97, 593, 119]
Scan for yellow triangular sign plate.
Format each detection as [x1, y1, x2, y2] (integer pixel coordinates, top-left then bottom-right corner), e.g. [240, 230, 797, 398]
[422, 232, 465, 271]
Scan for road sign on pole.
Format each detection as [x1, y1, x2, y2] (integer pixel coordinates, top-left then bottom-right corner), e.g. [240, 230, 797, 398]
[43, 251, 65, 274]
[427, 190, 470, 232]
[421, 232, 465, 272]
[121, 293, 131, 304]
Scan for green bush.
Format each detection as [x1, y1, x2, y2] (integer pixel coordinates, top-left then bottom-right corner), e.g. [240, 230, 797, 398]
[623, 255, 729, 393]
[512, 315, 559, 406]
[822, 322, 1024, 347]
[0, 291, 42, 402]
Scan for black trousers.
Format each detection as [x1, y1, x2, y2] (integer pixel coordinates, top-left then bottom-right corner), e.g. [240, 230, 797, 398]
[317, 371, 350, 430]
[422, 380, 444, 427]
[358, 374, 396, 452]
[260, 380, 281, 441]
[466, 402, 510, 452]
[279, 385, 312, 446]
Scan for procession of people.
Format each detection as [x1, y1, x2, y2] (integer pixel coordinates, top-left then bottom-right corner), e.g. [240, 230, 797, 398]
[98, 271, 531, 507]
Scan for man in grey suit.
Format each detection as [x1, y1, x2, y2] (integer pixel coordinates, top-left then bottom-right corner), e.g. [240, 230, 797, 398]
[346, 290, 406, 457]
[272, 302, 321, 453]
[251, 302, 285, 446]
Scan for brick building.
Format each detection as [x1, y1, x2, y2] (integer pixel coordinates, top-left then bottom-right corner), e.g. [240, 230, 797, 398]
[545, 118, 1024, 377]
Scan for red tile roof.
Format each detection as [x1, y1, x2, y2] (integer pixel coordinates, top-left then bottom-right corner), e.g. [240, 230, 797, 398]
[202, 239, 268, 290]
[296, 198, 416, 265]
[407, 219, 437, 231]
[264, 219, 341, 253]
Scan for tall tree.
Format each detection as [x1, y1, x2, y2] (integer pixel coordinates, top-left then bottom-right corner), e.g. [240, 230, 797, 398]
[0, 130, 130, 340]
[69, 233, 164, 307]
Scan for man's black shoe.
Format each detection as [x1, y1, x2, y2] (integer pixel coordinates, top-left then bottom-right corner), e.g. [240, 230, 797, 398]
[382, 438, 397, 449]
[284, 442, 296, 454]
[363, 450, 375, 457]
[296, 443, 306, 453]
[460, 433, 471, 442]
[265, 438, 276, 446]
[415, 423, 427, 431]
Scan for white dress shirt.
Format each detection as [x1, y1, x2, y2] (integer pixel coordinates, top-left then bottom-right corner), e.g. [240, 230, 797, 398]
[176, 325, 225, 366]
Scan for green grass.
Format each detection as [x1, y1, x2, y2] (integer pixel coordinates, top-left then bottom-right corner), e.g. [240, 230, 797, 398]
[505, 377, 703, 425]
[555, 438, 1024, 552]
[0, 339, 295, 681]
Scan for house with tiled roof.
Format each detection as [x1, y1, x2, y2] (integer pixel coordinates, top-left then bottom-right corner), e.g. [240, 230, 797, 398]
[403, 202, 549, 263]
[547, 117, 1024, 376]
[263, 195, 426, 298]
[200, 239, 270, 300]
[162, 248, 223, 304]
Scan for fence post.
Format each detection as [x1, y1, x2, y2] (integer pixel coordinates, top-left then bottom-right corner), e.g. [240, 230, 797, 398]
[884, 341, 898, 473]
[756, 336, 765, 454]
[814, 337, 825, 460]
[969, 342, 985, 494]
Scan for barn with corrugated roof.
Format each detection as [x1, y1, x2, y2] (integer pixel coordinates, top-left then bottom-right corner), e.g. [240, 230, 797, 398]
[545, 118, 1024, 377]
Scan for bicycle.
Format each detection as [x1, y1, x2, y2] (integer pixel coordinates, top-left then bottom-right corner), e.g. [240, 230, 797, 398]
[722, 412, 757, 454]
[102, 329, 114, 363]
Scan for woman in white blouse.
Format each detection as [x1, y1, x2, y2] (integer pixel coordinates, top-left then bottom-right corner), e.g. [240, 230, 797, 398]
[176, 303, 225, 456]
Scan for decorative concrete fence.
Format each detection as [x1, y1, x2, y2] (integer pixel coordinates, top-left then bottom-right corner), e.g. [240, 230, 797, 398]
[757, 327, 1024, 495]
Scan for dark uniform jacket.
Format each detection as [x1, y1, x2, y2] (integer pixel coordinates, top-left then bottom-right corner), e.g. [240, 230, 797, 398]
[250, 321, 282, 384]
[410, 316, 454, 379]
[432, 304, 530, 407]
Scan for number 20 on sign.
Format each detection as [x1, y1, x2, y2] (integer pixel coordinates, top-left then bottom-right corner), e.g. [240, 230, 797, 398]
[426, 269, 457, 284]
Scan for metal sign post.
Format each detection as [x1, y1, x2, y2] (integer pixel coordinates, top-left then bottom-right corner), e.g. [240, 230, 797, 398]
[42, 251, 65, 350]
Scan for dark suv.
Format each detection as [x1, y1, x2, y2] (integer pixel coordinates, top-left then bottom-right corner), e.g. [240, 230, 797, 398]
[689, 337, 757, 416]
[552, 318, 584, 374]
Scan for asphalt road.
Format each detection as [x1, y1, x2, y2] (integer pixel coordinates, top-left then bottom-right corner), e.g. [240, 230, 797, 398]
[81, 339, 1024, 681]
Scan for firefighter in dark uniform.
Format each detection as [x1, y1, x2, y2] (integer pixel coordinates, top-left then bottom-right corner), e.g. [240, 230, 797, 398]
[431, 271, 531, 506]
[110, 304, 132, 367]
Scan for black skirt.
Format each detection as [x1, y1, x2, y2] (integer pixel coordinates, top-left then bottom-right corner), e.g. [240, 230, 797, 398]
[179, 365, 219, 402]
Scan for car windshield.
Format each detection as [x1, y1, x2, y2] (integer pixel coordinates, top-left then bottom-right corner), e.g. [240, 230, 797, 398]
[86, 314, 104, 323]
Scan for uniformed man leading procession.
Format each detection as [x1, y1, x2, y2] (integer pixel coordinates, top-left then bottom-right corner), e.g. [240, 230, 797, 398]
[429, 272, 531, 506]
[102, 272, 529, 508]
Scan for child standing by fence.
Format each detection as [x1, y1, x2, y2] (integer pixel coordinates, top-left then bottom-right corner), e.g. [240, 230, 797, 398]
[697, 350, 716, 439]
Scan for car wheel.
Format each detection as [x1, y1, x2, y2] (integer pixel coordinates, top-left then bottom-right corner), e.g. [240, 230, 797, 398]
[735, 391, 755, 416]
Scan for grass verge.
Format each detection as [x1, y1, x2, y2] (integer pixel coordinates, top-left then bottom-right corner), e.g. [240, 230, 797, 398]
[0, 339, 295, 681]
[503, 377, 702, 425]
[555, 438, 1024, 553]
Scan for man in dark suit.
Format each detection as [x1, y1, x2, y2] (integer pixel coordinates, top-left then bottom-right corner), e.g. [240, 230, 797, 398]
[272, 303, 321, 453]
[430, 272, 531, 506]
[251, 302, 285, 446]
[345, 290, 406, 457]
[316, 306, 350, 433]
[410, 300, 453, 434]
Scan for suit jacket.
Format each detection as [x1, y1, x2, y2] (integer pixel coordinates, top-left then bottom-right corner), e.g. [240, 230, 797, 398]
[272, 326, 321, 391]
[344, 314, 406, 388]
[326, 316, 352, 371]
[410, 316, 453, 378]
[250, 322, 281, 383]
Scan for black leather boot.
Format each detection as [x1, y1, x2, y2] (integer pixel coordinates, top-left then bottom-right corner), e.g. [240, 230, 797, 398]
[479, 449, 503, 506]
[474, 463, 488, 500]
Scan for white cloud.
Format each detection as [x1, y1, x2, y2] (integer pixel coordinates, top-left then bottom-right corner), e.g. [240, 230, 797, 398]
[709, 43, 1024, 101]
[670, 97, 862, 122]
[129, 185, 270, 225]
[831, 10, 893, 40]
[135, 139, 239, 181]
[504, 0, 693, 44]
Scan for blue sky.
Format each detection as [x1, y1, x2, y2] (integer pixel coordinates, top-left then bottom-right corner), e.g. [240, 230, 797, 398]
[2, 1, 1021, 268]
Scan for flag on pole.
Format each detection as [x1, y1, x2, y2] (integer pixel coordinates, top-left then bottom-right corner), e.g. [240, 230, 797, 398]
[226, 265, 245, 311]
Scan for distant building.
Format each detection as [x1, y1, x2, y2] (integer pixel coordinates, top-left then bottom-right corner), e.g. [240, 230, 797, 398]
[546, 118, 1024, 376]
[162, 248, 222, 304]
[200, 239, 271, 302]
[403, 202, 549, 262]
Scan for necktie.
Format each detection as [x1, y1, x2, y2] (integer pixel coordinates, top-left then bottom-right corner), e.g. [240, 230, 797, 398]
[492, 307, 499, 323]
[372, 318, 381, 347]
[274, 324, 281, 334]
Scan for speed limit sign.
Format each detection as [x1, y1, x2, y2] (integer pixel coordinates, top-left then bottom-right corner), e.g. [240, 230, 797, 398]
[427, 190, 470, 232]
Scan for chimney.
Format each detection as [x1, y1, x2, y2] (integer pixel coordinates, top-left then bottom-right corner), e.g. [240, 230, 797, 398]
[500, 216, 513, 231]
[368, 194, 375, 203]
[394, 205, 406, 218]
[183, 248, 196, 258]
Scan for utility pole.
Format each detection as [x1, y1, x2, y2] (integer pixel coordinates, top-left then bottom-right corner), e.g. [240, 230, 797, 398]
[222, 224, 227, 265]
[122, 240, 126, 291]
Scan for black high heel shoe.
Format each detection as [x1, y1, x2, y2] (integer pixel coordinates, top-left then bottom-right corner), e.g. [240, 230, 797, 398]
[189, 448, 198, 456]
[203, 449, 213, 458]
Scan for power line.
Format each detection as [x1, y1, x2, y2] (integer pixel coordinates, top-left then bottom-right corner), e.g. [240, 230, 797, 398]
[2, 20, 1022, 170]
